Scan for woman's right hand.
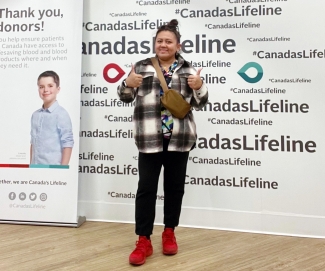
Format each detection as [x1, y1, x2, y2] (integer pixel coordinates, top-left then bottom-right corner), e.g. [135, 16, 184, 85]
[125, 64, 143, 88]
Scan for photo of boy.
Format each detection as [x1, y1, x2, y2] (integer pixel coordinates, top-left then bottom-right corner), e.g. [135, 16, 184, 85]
[30, 71, 74, 165]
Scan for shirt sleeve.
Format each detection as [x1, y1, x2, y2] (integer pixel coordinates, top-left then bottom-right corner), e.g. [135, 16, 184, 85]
[191, 81, 209, 110]
[30, 113, 35, 144]
[117, 83, 137, 103]
[57, 109, 74, 148]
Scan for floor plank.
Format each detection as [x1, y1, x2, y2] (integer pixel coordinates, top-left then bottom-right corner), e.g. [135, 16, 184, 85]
[0, 221, 325, 270]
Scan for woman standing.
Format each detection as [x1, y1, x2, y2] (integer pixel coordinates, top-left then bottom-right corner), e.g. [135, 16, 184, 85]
[117, 19, 208, 266]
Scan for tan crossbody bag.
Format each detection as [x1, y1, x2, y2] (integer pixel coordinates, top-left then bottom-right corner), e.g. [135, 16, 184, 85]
[151, 57, 191, 119]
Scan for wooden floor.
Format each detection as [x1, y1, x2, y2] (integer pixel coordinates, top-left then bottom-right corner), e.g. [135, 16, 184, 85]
[1, 221, 325, 271]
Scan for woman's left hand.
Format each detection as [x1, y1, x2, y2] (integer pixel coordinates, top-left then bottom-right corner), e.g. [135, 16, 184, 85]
[188, 68, 203, 90]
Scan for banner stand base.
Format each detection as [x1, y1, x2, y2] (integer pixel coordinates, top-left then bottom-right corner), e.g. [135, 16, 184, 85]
[76, 215, 86, 227]
[0, 216, 87, 228]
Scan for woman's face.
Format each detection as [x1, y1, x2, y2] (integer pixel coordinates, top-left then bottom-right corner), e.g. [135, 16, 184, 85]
[155, 30, 181, 62]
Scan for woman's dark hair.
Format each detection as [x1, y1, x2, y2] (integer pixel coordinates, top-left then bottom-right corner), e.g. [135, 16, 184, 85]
[156, 19, 181, 43]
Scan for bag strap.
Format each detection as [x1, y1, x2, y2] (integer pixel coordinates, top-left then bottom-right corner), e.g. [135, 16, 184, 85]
[151, 57, 169, 93]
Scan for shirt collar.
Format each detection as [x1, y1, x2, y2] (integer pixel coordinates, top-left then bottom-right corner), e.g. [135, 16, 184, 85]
[41, 100, 59, 113]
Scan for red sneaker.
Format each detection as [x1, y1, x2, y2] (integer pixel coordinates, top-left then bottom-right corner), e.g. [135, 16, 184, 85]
[129, 236, 153, 265]
[162, 228, 178, 255]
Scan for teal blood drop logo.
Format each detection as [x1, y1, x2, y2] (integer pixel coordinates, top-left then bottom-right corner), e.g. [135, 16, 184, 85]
[238, 62, 263, 83]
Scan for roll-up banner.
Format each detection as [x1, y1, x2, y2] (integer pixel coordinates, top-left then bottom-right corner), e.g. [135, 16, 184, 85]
[79, 0, 325, 237]
[0, 0, 84, 226]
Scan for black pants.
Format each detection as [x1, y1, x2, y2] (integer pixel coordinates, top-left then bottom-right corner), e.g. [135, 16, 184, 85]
[135, 140, 190, 236]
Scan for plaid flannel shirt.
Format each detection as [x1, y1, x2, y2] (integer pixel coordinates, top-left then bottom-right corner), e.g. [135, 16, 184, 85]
[117, 55, 208, 153]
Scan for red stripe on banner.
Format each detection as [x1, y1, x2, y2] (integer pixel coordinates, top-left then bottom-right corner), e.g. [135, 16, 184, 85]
[10, 164, 29, 168]
[0, 164, 29, 168]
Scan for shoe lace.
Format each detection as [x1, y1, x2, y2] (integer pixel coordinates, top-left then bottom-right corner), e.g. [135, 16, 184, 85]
[163, 231, 175, 244]
[134, 239, 147, 253]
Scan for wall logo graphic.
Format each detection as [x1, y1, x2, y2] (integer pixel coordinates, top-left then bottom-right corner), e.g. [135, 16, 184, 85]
[103, 63, 125, 83]
[238, 62, 263, 83]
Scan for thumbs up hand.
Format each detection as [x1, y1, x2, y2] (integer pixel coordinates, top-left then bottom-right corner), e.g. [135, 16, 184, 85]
[188, 68, 203, 90]
[125, 64, 143, 88]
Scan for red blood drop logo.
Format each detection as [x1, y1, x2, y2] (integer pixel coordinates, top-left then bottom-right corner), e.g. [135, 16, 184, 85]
[103, 63, 125, 83]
